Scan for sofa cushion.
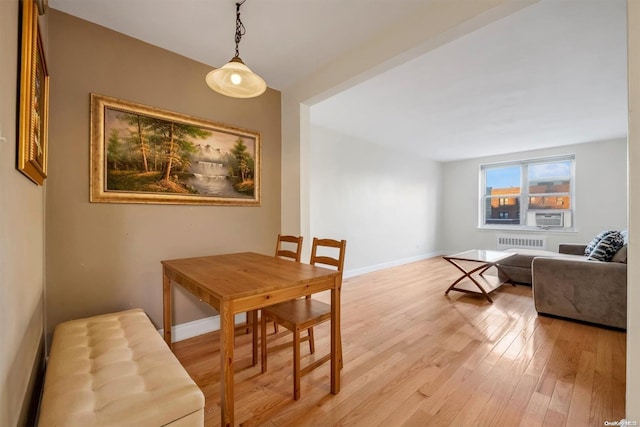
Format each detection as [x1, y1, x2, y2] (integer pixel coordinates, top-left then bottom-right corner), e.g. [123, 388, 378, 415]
[587, 232, 624, 262]
[584, 230, 617, 256]
[497, 249, 586, 285]
[501, 249, 562, 268]
[611, 244, 628, 263]
[501, 248, 585, 266]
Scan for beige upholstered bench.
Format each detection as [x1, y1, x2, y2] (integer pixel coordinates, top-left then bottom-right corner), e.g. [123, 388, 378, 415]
[38, 309, 204, 427]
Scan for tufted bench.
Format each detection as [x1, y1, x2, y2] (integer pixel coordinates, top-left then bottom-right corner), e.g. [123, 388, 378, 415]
[38, 309, 204, 427]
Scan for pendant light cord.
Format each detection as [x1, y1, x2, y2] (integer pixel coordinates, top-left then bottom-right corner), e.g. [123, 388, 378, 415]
[234, 0, 247, 58]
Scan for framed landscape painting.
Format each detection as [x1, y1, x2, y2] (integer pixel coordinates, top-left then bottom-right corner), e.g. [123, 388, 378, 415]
[90, 94, 261, 206]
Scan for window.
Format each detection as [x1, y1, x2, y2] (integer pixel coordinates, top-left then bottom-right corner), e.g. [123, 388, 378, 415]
[480, 155, 574, 228]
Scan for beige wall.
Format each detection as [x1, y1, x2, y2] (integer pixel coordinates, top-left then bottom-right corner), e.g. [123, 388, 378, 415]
[0, 1, 46, 426]
[45, 10, 282, 338]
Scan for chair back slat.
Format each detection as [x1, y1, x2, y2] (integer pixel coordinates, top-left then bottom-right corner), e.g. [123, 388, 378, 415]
[310, 237, 346, 273]
[275, 234, 303, 262]
[277, 249, 300, 260]
[311, 255, 340, 269]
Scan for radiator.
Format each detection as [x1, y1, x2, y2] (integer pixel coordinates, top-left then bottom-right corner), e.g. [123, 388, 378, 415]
[496, 234, 547, 250]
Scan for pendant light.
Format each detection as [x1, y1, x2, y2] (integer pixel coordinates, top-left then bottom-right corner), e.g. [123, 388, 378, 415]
[205, 0, 267, 98]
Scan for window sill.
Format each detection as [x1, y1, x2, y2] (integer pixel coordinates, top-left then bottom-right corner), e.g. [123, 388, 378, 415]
[477, 225, 577, 233]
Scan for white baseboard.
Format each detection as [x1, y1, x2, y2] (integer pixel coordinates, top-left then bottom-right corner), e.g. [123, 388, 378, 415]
[159, 252, 442, 343]
[158, 313, 247, 343]
[343, 251, 442, 278]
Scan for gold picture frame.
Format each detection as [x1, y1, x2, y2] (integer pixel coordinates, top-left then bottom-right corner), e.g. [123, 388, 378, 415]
[18, 0, 49, 185]
[90, 94, 261, 206]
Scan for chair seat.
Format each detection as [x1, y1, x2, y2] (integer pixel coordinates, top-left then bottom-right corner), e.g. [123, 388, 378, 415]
[263, 298, 332, 331]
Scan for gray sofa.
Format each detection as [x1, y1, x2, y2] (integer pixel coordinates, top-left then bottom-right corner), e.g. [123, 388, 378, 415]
[496, 243, 627, 329]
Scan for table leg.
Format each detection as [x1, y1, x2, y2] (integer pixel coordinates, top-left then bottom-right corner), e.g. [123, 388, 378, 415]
[467, 276, 494, 303]
[162, 267, 172, 348]
[444, 259, 481, 295]
[251, 310, 258, 366]
[477, 263, 494, 276]
[220, 301, 234, 427]
[444, 259, 495, 303]
[330, 277, 341, 395]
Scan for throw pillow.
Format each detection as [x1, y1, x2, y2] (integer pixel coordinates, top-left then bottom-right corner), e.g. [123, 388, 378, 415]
[584, 230, 617, 256]
[587, 232, 624, 262]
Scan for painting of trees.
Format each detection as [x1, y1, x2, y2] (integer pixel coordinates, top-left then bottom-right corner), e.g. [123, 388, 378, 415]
[91, 94, 260, 205]
[225, 138, 256, 194]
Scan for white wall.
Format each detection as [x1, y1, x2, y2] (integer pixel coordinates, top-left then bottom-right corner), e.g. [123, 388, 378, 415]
[281, 1, 535, 240]
[309, 125, 442, 274]
[626, 0, 639, 419]
[441, 139, 628, 253]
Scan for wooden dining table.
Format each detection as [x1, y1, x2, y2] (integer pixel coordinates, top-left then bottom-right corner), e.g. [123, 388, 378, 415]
[161, 252, 342, 427]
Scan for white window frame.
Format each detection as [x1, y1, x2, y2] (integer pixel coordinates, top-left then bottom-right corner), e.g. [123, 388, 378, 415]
[479, 154, 575, 230]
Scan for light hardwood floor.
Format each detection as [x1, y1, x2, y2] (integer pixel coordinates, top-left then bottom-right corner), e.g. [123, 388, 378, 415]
[173, 256, 626, 427]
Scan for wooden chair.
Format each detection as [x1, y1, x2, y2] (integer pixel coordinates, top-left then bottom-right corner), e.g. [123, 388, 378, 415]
[243, 234, 303, 334]
[261, 237, 346, 400]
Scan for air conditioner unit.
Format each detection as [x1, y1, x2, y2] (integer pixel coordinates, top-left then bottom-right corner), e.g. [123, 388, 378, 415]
[535, 212, 563, 227]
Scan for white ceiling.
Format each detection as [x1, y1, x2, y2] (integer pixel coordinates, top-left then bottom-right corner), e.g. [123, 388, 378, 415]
[49, 0, 628, 162]
[48, 0, 427, 90]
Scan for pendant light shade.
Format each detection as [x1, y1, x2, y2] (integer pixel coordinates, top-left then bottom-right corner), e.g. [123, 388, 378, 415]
[207, 1, 266, 99]
[206, 57, 266, 98]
